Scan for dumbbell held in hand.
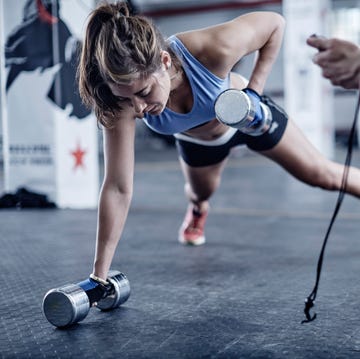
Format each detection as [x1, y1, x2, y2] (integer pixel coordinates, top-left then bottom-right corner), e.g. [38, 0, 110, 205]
[214, 88, 272, 136]
[42, 270, 130, 328]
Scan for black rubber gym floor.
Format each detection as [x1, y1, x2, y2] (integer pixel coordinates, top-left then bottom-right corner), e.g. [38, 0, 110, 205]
[1, 145, 360, 359]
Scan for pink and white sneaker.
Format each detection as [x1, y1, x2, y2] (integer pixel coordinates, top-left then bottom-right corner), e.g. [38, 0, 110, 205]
[178, 205, 208, 246]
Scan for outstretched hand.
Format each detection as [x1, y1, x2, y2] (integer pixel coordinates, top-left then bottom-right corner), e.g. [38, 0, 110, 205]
[306, 35, 360, 89]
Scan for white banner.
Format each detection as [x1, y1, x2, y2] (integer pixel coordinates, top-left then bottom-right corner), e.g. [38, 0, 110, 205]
[283, 0, 334, 158]
[0, 0, 6, 194]
[1, 0, 98, 208]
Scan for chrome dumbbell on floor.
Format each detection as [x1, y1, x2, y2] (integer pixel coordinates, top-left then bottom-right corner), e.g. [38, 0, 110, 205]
[42, 270, 130, 328]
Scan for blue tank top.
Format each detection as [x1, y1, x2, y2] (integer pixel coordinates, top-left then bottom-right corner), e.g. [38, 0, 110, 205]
[143, 36, 230, 135]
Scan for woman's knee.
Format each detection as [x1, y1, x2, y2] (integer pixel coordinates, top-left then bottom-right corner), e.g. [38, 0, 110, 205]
[184, 176, 220, 202]
[304, 162, 340, 191]
[181, 159, 226, 202]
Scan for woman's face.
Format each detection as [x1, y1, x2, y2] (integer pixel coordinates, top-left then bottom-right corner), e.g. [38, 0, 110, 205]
[108, 66, 171, 117]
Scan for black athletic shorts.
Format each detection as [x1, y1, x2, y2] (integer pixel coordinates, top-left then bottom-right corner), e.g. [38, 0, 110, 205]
[175, 95, 288, 167]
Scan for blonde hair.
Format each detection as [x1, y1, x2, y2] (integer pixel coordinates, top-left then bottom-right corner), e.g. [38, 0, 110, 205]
[78, 1, 172, 128]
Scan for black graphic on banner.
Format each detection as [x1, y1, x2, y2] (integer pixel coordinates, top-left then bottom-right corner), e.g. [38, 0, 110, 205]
[5, 0, 90, 119]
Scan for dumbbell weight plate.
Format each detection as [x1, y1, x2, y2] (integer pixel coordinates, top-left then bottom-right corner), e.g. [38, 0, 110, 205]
[42, 283, 90, 328]
[96, 271, 131, 311]
[214, 89, 253, 127]
[214, 89, 272, 136]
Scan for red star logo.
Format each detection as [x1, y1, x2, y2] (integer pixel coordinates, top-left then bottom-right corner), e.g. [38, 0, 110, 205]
[70, 142, 87, 171]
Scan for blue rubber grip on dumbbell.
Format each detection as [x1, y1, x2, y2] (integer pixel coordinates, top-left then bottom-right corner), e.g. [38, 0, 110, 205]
[243, 88, 264, 128]
[77, 278, 106, 305]
[78, 278, 99, 292]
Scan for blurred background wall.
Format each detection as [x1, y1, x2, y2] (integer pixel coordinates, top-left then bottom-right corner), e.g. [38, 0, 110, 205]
[0, 0, 359, 206]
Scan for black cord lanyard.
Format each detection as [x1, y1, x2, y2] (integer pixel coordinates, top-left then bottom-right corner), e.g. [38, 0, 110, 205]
[302, 88, 360, 324]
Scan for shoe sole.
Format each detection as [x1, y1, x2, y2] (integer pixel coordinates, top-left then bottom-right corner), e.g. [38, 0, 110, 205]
[178, 235, 206, 246]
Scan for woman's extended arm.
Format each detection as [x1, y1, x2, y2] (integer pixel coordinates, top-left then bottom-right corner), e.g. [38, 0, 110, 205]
[93, 115, 137, 280]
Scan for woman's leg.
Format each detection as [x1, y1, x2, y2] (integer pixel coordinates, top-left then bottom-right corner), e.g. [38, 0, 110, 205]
[178, 157, 228, 245]
[179, 156, 228, 211]
[260, 117, 360, 197]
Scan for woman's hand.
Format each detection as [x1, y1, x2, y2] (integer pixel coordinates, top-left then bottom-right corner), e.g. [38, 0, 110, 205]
[307, 36, 360, 89]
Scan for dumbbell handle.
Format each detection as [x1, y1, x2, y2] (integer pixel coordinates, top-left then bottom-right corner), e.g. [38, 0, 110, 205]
[77, 277, 112, 306]
[77, 271, 130, 308]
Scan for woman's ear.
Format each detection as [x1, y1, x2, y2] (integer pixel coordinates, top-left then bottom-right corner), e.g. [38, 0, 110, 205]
[161, 50, 172, 70]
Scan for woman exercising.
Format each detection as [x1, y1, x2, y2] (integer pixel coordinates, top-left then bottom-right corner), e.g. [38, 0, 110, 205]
[78, 1, 360, 282]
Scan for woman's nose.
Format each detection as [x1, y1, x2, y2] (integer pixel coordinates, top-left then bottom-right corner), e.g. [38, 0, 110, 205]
[132, 97, 147, 114]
